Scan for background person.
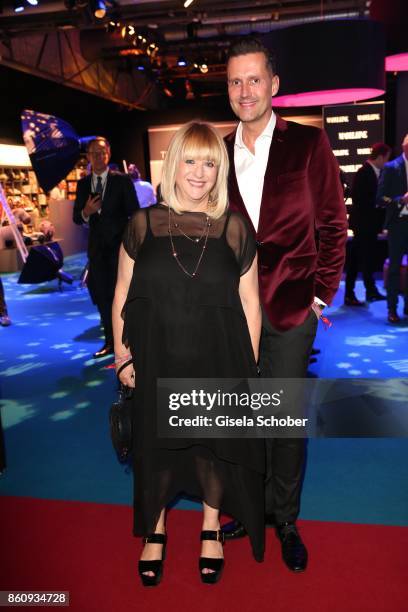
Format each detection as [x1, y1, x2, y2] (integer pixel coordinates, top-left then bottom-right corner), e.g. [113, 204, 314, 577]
[128, 164, 157, 208]
[377, 134, 408, 323]
[345, 143, 391, 306]
[0, 277, 11, 327]
[48, 181, 66, 201]
[73, 137, 139, 358]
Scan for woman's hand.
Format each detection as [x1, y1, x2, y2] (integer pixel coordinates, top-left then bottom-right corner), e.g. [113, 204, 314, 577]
[116, 361, 136, 388]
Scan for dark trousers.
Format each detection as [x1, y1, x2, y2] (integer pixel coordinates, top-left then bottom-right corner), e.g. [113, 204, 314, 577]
[0, 277, 7, 316]
[345, 229, 378, 296]
[97, 300, 114, 346]
[387, 221, 408, 311]
[259, 309, 318, 524]
[87, 250, 119, 346]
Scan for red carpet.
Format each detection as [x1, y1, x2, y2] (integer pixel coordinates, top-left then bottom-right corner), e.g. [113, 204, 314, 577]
[0, 496, 406, 612]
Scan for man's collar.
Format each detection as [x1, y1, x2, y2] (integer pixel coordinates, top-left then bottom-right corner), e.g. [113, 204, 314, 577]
[92, 168, 109, 180]
[235, 111, 276, 149]
[403, 153, 408, 164]
[367, 160, 380, 177]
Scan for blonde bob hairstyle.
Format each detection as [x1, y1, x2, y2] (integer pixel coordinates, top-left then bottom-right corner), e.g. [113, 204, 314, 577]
[160, 121, 229, 219]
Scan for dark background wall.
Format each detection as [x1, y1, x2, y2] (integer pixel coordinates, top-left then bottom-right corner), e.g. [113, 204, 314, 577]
[1, 64, 406, 181]
[0, 65, 236, 179]
[120, 95, 236, 179]
[395, 72, 408, 152]
[0, 65, 147, 173]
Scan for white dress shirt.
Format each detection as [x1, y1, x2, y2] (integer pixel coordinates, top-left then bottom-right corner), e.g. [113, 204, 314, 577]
[234, 112, 276, 231]
[81, 168, 109, 222]
[367, 160, 380, 179]
[91, 168, 109, 201]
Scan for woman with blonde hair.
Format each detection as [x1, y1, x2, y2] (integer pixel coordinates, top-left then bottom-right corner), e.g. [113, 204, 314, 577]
[112, 121, 265, 586]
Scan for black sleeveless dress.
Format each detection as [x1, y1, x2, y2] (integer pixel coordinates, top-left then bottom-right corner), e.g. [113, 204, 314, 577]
[122, 204, 265, 561]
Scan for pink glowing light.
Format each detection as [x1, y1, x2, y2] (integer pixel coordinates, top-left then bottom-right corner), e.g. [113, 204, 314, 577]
[385, 53, 408, 72]
[273, 88, 385, 107]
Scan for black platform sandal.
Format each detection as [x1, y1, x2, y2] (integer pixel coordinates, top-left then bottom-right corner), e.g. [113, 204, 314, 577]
[199, 530, 225, 584]
[138, 533, 167, 587]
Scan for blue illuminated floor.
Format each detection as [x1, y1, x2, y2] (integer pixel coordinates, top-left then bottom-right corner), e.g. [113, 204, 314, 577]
[310, 285, 408, 378]
[0, 255, 407, 526]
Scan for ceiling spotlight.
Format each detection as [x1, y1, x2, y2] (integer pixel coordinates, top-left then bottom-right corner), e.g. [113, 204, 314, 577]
[27, 0, 39, 5]
[13, 0, 25, 12]
[177, 56, 187, 67]
[92, 0, 106, 19]
[184, 0, 196, 7]
[199, 62, 208, 74]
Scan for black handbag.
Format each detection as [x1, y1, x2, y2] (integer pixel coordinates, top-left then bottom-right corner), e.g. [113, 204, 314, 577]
[109, 359, 134, 463]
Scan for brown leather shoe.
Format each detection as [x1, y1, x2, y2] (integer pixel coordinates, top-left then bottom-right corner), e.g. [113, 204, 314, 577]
[221, 520, 247, 539]
[0, 313, 11, 327]
[387, 310, 401, 324]
[366, 291, 386, 302]
[344, 294, 365, 306]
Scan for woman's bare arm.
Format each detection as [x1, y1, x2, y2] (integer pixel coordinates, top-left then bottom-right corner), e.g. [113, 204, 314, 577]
[112, 244, 135, 386]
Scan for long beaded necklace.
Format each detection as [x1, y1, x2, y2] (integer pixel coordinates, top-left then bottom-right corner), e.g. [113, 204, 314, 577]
[167, 206, 211, 278]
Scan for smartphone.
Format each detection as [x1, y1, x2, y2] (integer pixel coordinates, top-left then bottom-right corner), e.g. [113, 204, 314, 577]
[90, 192, 102, 199]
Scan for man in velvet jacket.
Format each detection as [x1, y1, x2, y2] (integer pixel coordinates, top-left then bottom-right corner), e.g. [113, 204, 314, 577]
[73, 137, 139, 358]
[222, 37, 348, 572]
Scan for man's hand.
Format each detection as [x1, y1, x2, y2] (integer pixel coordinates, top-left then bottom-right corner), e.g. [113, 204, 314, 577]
[311, 302, 323, 320]
[83, 194, 102, 217]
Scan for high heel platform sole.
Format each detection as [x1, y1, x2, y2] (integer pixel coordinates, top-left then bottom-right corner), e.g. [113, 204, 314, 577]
[199, 558, 224, 584]
[139, 563, 163, 587]
[199, 530, 225, 585]
[138, 533, 167, 587]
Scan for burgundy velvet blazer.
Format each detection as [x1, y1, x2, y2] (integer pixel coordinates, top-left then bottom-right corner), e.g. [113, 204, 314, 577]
[225, 114, 348, 331]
